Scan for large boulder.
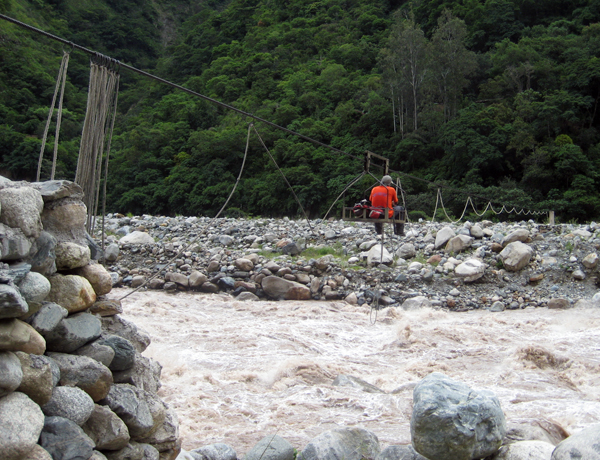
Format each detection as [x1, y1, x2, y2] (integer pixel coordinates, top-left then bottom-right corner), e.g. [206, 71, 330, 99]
[411, 372, 506, 460]
[41, 196, 88, 245]
[99, 383, 155, 438]
[245, 434, 294, 460]
[55, 242, 91, 270]
[29, 231, 58, 276]
[0, 318, 46, 354]
[0, 186, 44, 238]
[445, 235, 473, 254]
[73, 263, 113, 296]
[42, 385, 96, 426]
[454, 259, 486, 282]
[435, 227, 455, 249]
[15, 351, 55, 405]
[298, 428, 380, 460]
[0, 284, 29, 319]
[17, 271, 51, 310]
[501, 229, 530, 246]
[100, 315, 151, 353]
[261, 276, 311, 300]
[82, 404, 130, 451]
[44, 312, 102, 353]
[48, 352, 113, 401]
[47, 274, 97, 313]
[367, 244, 393, 265]
[0, 223, 31, 261]
[0, 392, 46, 460]
[551, 424, 600, 459]
[499, 242, 534, 272]
[39, 416, 96, 460]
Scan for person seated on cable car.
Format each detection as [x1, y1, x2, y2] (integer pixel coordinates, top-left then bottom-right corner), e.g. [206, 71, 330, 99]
[369, 175, 405, 236]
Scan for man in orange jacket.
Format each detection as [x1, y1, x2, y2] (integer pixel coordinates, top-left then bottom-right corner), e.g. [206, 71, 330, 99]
[369, 175, 405, 236]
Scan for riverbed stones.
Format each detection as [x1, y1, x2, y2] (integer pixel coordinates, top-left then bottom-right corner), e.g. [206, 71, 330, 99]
[100, 315, 151, 353]
[551, 424, 600, 459]
[98, 334, 136, 372]
[74, 262, 113, 296]
[190, 443, 237, 460]
[298, 427, 380, 460]
[435, 227, 455, 249]
[454, 258, 486, 282]
[411, 372, 506, 460]
[261, 275, 311, 300]
[55, 242, 91, 270]
[120, 231, 155, 245]
[0, 284, 29, 318]
[99, 383, 155, 438]
[0, 318, 46, 354]
[367, 244, 393, 265]
[376, 445, 427, 460]
[0, 186, 44, 238]
[0, 223, 32, 261]
[44, 312, 102, 353]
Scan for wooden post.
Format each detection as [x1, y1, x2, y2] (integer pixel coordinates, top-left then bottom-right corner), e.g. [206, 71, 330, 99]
[549, 211, 555, 225]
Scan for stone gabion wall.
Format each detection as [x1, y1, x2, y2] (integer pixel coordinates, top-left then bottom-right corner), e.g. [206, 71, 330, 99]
[0, 176, 180, 460]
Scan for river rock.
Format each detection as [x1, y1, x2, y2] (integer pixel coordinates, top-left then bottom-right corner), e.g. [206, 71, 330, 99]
[551, 424, 600, 459]
[189, 443, 238, 460]
[454, 258, 486, 282]
[98, 334, 136, 371]
[501, 229, 530, 246]
[0, 391, 46, 460]
[120, 231, 155, 245]
[0, 186, 44, 238]
[48, 352, 113, 401]
[15, 351, 55, 405]
[82, 404, 130, 451]
[396, 243, 416, 259]
[18, 270, 51, 308]
[189, 271, 208, 289]
[245, 434, 295, 460]
[55, 241, 91, 270]
[99, 383, 155, 438]
[42, 385, 95, 426]
[367, 244, 393, 265]
[299, 427, 380, 460]
[492, 440, 554, 459]
[47, 273, 97, 313]
[75, 339, 116, 367]
[27, 302, 68, 335]
[89, 298, 123, 316]
[44, 312, 102, 353]
[261, 275, 311, 300]
[0, 223, 31, 260]
[401, 296, 431, 310]
[499, 242, 534, 272]
[435, 226, 455, 249]
[411, 372, 506, 460]
[74, 262, 113, 296]
[112, 353, 162, 394]
[0, 318, 46, 354]
[39, 416, 96, 460]
[29, 231, 58, 276]
[105, 243, 120, 262]
[0, 351, 23, 396]
[100, 315, 151, 353]
[0, 284, 29, 319]
[446, 235, 473, 254]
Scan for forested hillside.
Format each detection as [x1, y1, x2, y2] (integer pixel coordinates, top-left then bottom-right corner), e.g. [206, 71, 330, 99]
[1, 0, 600, 222]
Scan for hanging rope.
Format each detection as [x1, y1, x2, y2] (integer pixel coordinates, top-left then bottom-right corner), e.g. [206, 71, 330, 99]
[252, 125, 314, 233]
[118, 123, 255, 301]
[37, 49, 70, 181]
[75, 55, 120, 233]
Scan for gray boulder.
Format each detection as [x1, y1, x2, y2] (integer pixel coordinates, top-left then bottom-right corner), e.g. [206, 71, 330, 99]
[0, 351, 23, 396]
[119, 231, 155, 245]
[39, 416, 95, 460]
[99, 383, 155, 438]
[74, 339, 116, 368]
[17, 271, 51, 308]
[551, 424, 600, 459]
[435, 226, 455, 249]
[98, 334, 136, 371]
[298, 427, 380, 460]
[47, 352, 113, 402]
[29, 231, 58, 276]
[396, 243, 416, 260]
[27, 302, 69, 335]
[47, 273, 97, 314]
[100, 315, 151, 353]
[499, 242, 534, 272]
[411, 372, 506, 460]
[112, 353, 162, 394]
[190, 443, 237, 460]
[0, 284, 29, 319]
[245, 434, 295, 460]
[45, 312, 102, 353]
[104, 243, 120, 262]
[0, 392, 45, 460]
[0, 186, 44, 238]
[82, 404, 130, 451]
[0, 223, 31, 260]
[42, 386, 95, 426]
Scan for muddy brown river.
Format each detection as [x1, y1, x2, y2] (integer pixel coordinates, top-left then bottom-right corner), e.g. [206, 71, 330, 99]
[110, 288, 600, 455]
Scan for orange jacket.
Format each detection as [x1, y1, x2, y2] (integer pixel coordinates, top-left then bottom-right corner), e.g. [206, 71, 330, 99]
[369, 185, 398, 218]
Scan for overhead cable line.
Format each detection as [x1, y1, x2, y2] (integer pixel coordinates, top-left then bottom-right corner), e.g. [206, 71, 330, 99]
[1, 13, 545, 217]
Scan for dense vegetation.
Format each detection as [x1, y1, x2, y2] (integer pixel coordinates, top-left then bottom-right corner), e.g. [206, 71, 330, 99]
[1, 0, 600, 222]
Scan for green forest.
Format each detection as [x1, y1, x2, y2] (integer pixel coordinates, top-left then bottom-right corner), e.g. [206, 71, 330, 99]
[1, 0, 600, 222]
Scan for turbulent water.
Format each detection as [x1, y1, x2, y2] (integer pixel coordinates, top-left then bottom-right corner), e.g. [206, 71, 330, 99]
[110, 288, 600, 455]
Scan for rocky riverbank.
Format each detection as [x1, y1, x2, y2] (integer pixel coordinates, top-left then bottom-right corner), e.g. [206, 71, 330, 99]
[98, 213, 600, 312]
